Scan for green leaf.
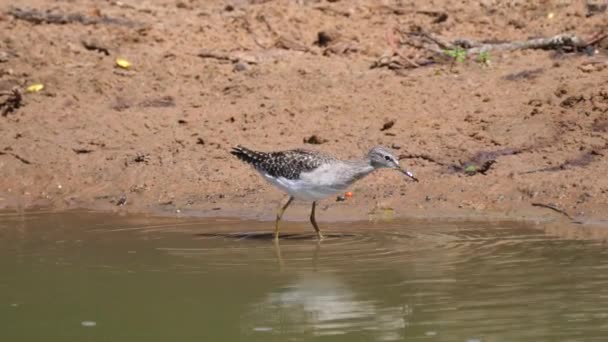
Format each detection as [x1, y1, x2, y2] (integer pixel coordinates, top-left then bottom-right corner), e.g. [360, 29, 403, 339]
[465, 165, 477, 174]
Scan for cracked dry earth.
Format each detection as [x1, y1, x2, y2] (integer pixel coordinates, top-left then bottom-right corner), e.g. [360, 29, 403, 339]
[0, 0, 607, 226]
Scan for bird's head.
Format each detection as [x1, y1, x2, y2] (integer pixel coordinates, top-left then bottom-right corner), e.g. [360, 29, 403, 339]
[368, 146, 419, 182]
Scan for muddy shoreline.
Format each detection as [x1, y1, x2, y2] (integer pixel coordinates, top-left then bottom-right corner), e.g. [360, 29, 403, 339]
[1, 1, 607, 226]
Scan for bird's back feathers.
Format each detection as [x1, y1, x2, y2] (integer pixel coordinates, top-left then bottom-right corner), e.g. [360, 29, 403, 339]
[231, 145, 335, 180]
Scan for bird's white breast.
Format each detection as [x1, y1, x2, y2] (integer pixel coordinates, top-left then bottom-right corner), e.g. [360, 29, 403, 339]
[260, 162, 374, 201]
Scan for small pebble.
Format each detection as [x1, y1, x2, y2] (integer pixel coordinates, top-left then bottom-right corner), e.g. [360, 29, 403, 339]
[81, 321, 97, 327]
[233, 62, 247, 72]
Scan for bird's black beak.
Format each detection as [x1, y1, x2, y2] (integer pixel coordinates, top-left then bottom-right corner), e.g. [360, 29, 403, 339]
[400, 168, 419, 182]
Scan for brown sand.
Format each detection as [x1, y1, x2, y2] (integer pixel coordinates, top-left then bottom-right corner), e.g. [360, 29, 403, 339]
[1, 0, 607, 226]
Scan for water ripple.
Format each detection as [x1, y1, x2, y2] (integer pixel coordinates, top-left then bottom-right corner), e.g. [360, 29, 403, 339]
[3, 212, 608, 341]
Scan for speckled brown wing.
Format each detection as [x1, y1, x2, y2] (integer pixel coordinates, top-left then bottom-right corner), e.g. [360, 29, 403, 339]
[231, 146, 336, 180]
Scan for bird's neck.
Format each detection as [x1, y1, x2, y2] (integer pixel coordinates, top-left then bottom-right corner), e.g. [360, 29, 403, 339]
[347, 159, 375, 181]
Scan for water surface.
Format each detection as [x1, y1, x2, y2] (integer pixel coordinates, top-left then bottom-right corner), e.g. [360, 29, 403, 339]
[1, 211, 607, 341]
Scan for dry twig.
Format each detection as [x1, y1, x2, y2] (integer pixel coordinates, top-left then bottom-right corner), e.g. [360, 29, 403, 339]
[0, 150, 31, 164]
[313, 5, 351, 17]
[197, 50, 258, 64]
[532, 203, 574, 220]
[386, 26, 420, 68]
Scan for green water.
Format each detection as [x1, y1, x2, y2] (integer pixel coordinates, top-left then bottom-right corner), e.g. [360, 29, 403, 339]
[1, 211, 608, 341]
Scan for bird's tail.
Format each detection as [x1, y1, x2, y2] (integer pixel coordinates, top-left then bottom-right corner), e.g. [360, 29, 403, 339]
[230, 145, 266, 166]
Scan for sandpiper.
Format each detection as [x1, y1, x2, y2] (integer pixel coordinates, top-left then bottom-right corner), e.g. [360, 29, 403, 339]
[231, 145, 418, 241]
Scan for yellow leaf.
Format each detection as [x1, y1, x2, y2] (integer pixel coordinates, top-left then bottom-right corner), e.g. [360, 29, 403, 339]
[26, 83, 44, 93]
[115, 58, 132, 69]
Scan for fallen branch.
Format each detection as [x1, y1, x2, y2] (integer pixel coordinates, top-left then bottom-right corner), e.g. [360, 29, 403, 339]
[375, 28, 603, 70]
[455, 33, 589, 54]
[8, 6, 141, 27]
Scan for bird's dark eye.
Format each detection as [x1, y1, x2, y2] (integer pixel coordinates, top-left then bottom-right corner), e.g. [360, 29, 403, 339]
[384, 155, 392, 161]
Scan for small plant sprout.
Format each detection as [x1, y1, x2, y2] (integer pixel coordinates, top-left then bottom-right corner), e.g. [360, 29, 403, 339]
[477, 50, 491, 66]
[464, 164, 478, 175]
[444, 47, 467, 62]
[444, 47, 467, 71]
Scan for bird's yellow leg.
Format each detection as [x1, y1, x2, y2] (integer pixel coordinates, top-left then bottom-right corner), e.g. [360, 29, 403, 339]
[275, 196, 294, 241]
[310, 201, 325, 241]
[273, 238, 284, 270]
